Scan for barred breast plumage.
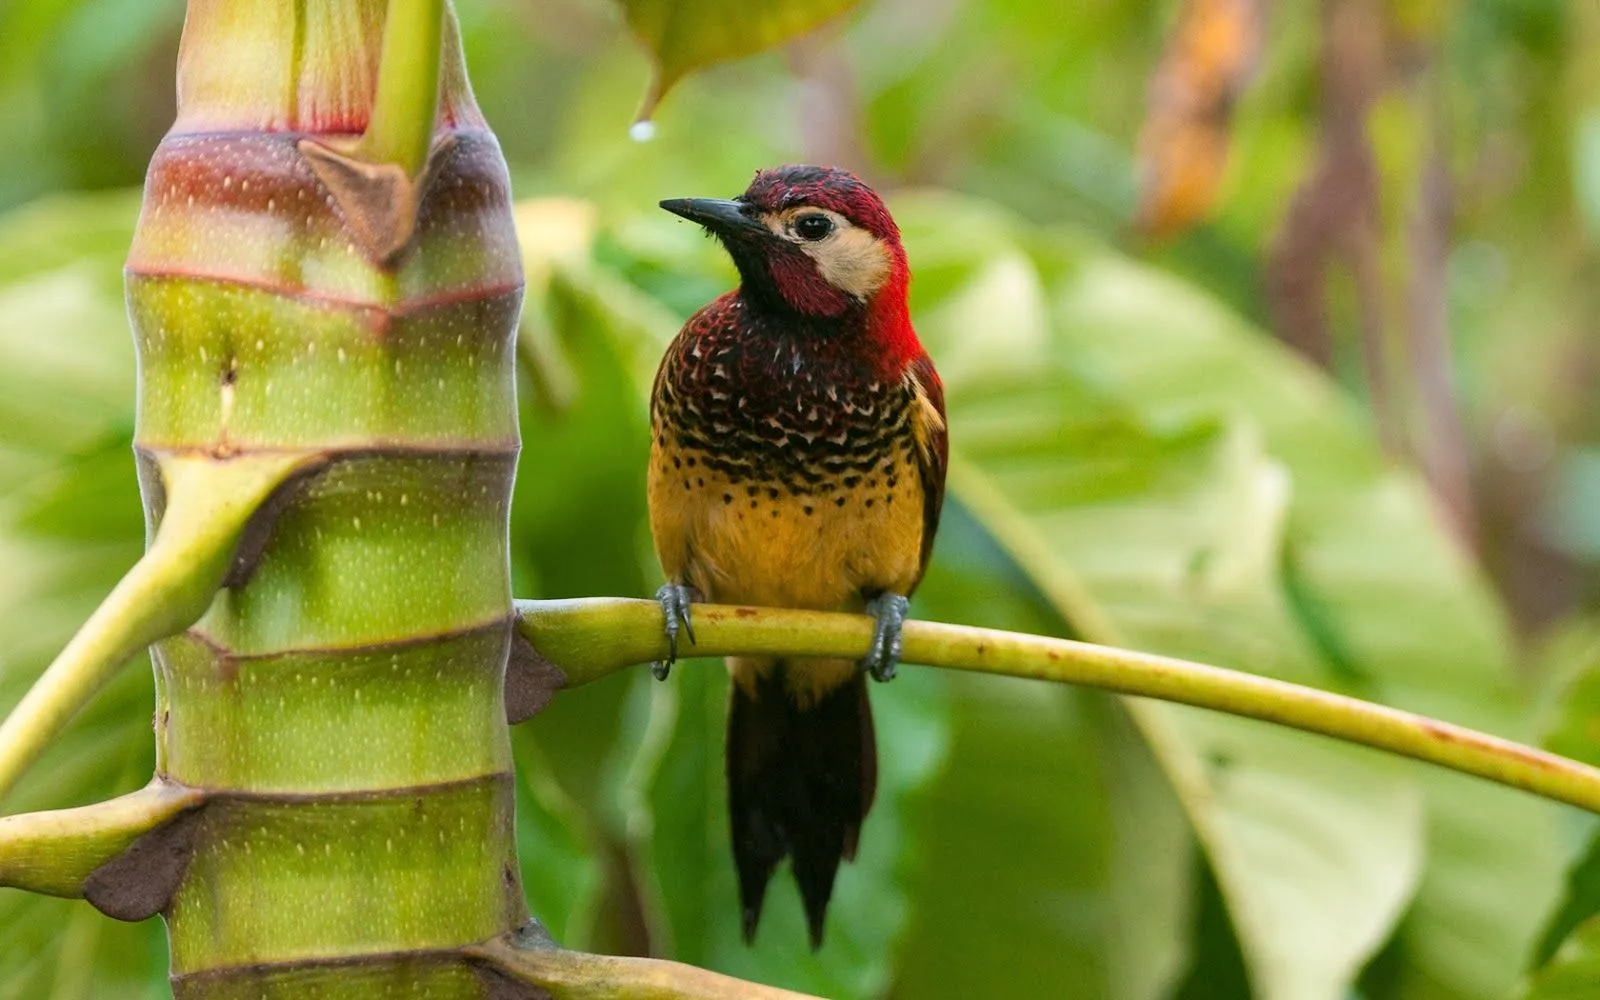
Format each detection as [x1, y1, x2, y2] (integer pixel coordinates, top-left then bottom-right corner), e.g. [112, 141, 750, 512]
[649, 292, 940, 706]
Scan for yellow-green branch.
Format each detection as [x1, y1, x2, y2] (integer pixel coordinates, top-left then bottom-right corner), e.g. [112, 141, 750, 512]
[516, 597, 1600, 815]
[0, 453, 313, 807]
[357, 0, 445, 176]
[0, 781, 204, 898]
[467, 932, 821, 1000]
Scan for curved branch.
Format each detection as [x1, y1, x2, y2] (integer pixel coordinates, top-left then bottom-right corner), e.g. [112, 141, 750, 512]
[0, 780, 205, 898]
[515, 597, 1600, 816]
[0, 452, 315, 805]
[467, 931, 821, 1000]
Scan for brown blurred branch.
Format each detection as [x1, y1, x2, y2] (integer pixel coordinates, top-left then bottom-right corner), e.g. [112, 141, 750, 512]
[1406, 145, 1478, 547]
[1266, 0, 1400, 453]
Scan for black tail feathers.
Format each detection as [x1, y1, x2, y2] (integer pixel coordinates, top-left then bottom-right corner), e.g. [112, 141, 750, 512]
[726, 662, 877, 949]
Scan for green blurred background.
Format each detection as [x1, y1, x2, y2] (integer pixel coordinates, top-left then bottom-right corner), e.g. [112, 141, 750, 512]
[3, 0, 1600, 998]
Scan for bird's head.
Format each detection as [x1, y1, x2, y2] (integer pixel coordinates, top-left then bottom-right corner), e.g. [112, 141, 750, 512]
[661, 165, 910, 322]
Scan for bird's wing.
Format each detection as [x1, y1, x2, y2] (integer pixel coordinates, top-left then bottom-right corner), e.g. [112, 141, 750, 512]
[906, 353, 948, 582]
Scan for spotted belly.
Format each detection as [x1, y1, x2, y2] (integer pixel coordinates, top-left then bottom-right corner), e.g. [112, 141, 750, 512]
[648, 440, 926, 615]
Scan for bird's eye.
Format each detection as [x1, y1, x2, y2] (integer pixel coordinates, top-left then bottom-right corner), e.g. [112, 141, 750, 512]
[794, 214, 834, 241]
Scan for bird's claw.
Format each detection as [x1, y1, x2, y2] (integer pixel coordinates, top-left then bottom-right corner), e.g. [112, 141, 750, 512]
[651, 582, 697, 680]
[861, 592, 910, 683]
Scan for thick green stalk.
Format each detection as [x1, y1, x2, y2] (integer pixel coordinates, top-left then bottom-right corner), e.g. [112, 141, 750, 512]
[130, 1, 523, 996]
[0, 4, 832, 998]
[515, 598, 1600, 816]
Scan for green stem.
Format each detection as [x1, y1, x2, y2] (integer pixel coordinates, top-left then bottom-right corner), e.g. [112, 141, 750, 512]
[0, 781, 205, 898]
[356, 0, 445, 175]
[516, 597, 1600, 815]
[466, 933, 821, 1000]
[0, 453, 313, 806]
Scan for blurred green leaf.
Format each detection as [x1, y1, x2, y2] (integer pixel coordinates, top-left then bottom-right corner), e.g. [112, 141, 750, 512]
[1524, 625, 1600, 983]
[1533, 835, 1600, 974]
[1521, 915, 1600, 1000]
[896, 503, 1196, 1000]
[1545, 449, 1600, 561]
[1542, 630, 1600, 772]
[512, 733, 608, 948]
[617, 0, 861, 122]
[901, 194, 1428, 1000]
[1002, 200, 1568, 1000]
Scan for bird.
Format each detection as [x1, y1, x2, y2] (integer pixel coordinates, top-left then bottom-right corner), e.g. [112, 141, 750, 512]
[646, 164, 947, 949]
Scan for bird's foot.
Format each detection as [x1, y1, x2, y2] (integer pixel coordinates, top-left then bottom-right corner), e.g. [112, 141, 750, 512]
[861, 592, 910, 683]
[651, 583, 697, 680]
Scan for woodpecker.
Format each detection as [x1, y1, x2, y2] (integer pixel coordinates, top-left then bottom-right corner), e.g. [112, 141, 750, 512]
[647, 165, 947, 949]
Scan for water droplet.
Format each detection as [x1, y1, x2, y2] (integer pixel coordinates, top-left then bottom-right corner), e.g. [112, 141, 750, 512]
[629, 119, 657, 143]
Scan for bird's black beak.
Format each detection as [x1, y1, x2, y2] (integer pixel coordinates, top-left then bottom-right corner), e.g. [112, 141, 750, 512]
[659, 197, 768, 238]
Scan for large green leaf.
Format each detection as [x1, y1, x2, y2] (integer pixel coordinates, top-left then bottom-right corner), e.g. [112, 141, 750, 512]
[898, 505, 1197, 1000]
[931, 371, 1423, 1000]
[888, 195, 1426, 1000]
[1005, 203, 1568, 1000]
